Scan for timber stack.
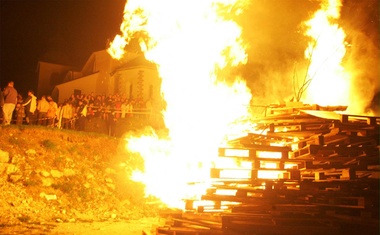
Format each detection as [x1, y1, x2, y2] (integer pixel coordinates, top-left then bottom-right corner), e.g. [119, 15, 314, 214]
[153, 104, 379, 235]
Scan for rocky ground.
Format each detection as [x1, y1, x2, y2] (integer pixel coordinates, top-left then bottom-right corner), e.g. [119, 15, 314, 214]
[0, 124, 163, 234]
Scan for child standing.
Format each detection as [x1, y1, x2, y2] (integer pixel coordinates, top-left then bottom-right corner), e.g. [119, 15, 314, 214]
[15, 103, 25, 125]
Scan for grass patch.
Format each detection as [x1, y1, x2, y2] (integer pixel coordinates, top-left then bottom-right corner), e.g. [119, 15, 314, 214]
[41, 139, 57, 150]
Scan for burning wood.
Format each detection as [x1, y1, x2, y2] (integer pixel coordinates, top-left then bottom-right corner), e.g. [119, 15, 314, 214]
[154, 106, 379, 235]
[107, 0, 378, 234]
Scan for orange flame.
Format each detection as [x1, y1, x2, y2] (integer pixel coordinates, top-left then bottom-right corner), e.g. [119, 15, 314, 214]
[302, 0, 350, 107]
[110, 0, 253, 208]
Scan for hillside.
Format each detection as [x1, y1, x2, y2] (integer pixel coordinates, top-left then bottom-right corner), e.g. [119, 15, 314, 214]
[0, 125, 161, 233]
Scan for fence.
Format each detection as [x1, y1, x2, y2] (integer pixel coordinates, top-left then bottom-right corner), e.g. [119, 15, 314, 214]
[1, 106, 164, 137]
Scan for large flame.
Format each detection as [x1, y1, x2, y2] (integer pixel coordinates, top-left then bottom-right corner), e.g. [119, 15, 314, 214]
[302, 0, 351, 107]
[109, 0, 253, 208]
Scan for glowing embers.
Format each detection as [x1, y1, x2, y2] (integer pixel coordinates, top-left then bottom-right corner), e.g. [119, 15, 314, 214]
[256, 151, 282, 159]
[219, 146, 290, 159]
[257, 170, 289, 180]
[214, 147, 303, 181]
[185, 199, 237, 212]
[223, 148, 250, 158]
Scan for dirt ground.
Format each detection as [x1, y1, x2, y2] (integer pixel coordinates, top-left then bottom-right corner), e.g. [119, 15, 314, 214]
[0, 218, 162, 235]
[0, 125, 163, 235]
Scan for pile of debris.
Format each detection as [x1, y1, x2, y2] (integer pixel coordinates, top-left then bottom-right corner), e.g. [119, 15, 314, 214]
[0, 126, 158, 227]
[154, 104, 379, 235]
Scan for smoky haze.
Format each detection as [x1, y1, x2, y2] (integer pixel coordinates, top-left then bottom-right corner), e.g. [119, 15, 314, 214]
[236, 0, 379, 114]
[341, 0, 379, 114]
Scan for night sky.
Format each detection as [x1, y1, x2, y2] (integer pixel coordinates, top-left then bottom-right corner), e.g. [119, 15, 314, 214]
[1, 0, 379, 109]
[0, 0, 126, 95]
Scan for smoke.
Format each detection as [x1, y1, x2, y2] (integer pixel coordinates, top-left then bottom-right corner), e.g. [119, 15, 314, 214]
[341, 0, 379, 115]
[235, 0, 379, 113]
[236, 0, 320, 105]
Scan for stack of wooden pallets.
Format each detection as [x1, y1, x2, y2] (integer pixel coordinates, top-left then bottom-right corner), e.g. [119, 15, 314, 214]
[154, 108, 379, 235]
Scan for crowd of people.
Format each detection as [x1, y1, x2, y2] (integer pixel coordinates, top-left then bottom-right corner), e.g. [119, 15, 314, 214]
[1, 81, 155, 134]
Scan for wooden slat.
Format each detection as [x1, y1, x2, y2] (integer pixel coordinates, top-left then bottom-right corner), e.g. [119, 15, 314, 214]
[155, 109, 379, 235]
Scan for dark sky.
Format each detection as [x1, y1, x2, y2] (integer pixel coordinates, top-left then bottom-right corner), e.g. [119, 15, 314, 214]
[0, 0, 126, 95]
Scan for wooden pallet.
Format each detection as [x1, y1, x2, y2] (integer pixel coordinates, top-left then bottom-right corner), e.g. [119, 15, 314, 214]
[155, 110, 379, 235]
[221, 212, 340, 235]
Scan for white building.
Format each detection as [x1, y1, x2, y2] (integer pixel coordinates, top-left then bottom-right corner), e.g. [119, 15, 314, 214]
[36, 50, 160, 104]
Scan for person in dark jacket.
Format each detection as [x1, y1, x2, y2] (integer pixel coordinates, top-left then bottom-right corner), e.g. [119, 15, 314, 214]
[0, 88, 4, 121]
[2, 81, 18, 125]
[0, 90, 4, 108]
[76, 100, 87, 131]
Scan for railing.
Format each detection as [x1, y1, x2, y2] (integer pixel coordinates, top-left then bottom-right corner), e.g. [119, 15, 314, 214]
[2, 106, 161, 127]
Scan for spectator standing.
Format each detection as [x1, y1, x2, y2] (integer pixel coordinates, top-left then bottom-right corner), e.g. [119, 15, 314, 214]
[47, 96, 58, 127]
[114, 97, 122, 119]
[37, 96, 49, 125]
[121, 100, 128, 118]
[14, 95, 24, 125]
[76, 100, 87, 131]
[86, 106, 95, 121]
[106, 109, 117, 136]
[56, 103, 63, 129]
[15, 103, 25, 125]
[93, 95, 101, 109]
[22, 90, 37, 125]
[61, 101, 74, 129]
[126, 100, 134, 117]
[2, 81, 18, 125]
[0, 89, 4, 120]
[99, 102, 107, 120]
[0, 90, 3, 107]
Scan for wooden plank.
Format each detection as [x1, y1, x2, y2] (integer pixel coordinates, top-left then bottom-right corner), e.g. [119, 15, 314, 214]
[156, 226, 212, 235]
[300, 110, 342, 120]
[210, 168, 301, 181]
[172, 218, 222, 230]
[309, 144, 378, 157]
[155, 107, 379, 235]
[326, 210, 380, 226]
[313, 196, 366, 208]
[340, 114, 380, 126]
[222, 213, 340, 235]
[299, 179, 380, 192]
[316, 134, 350, 145]
[338, 125, 379, 138]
